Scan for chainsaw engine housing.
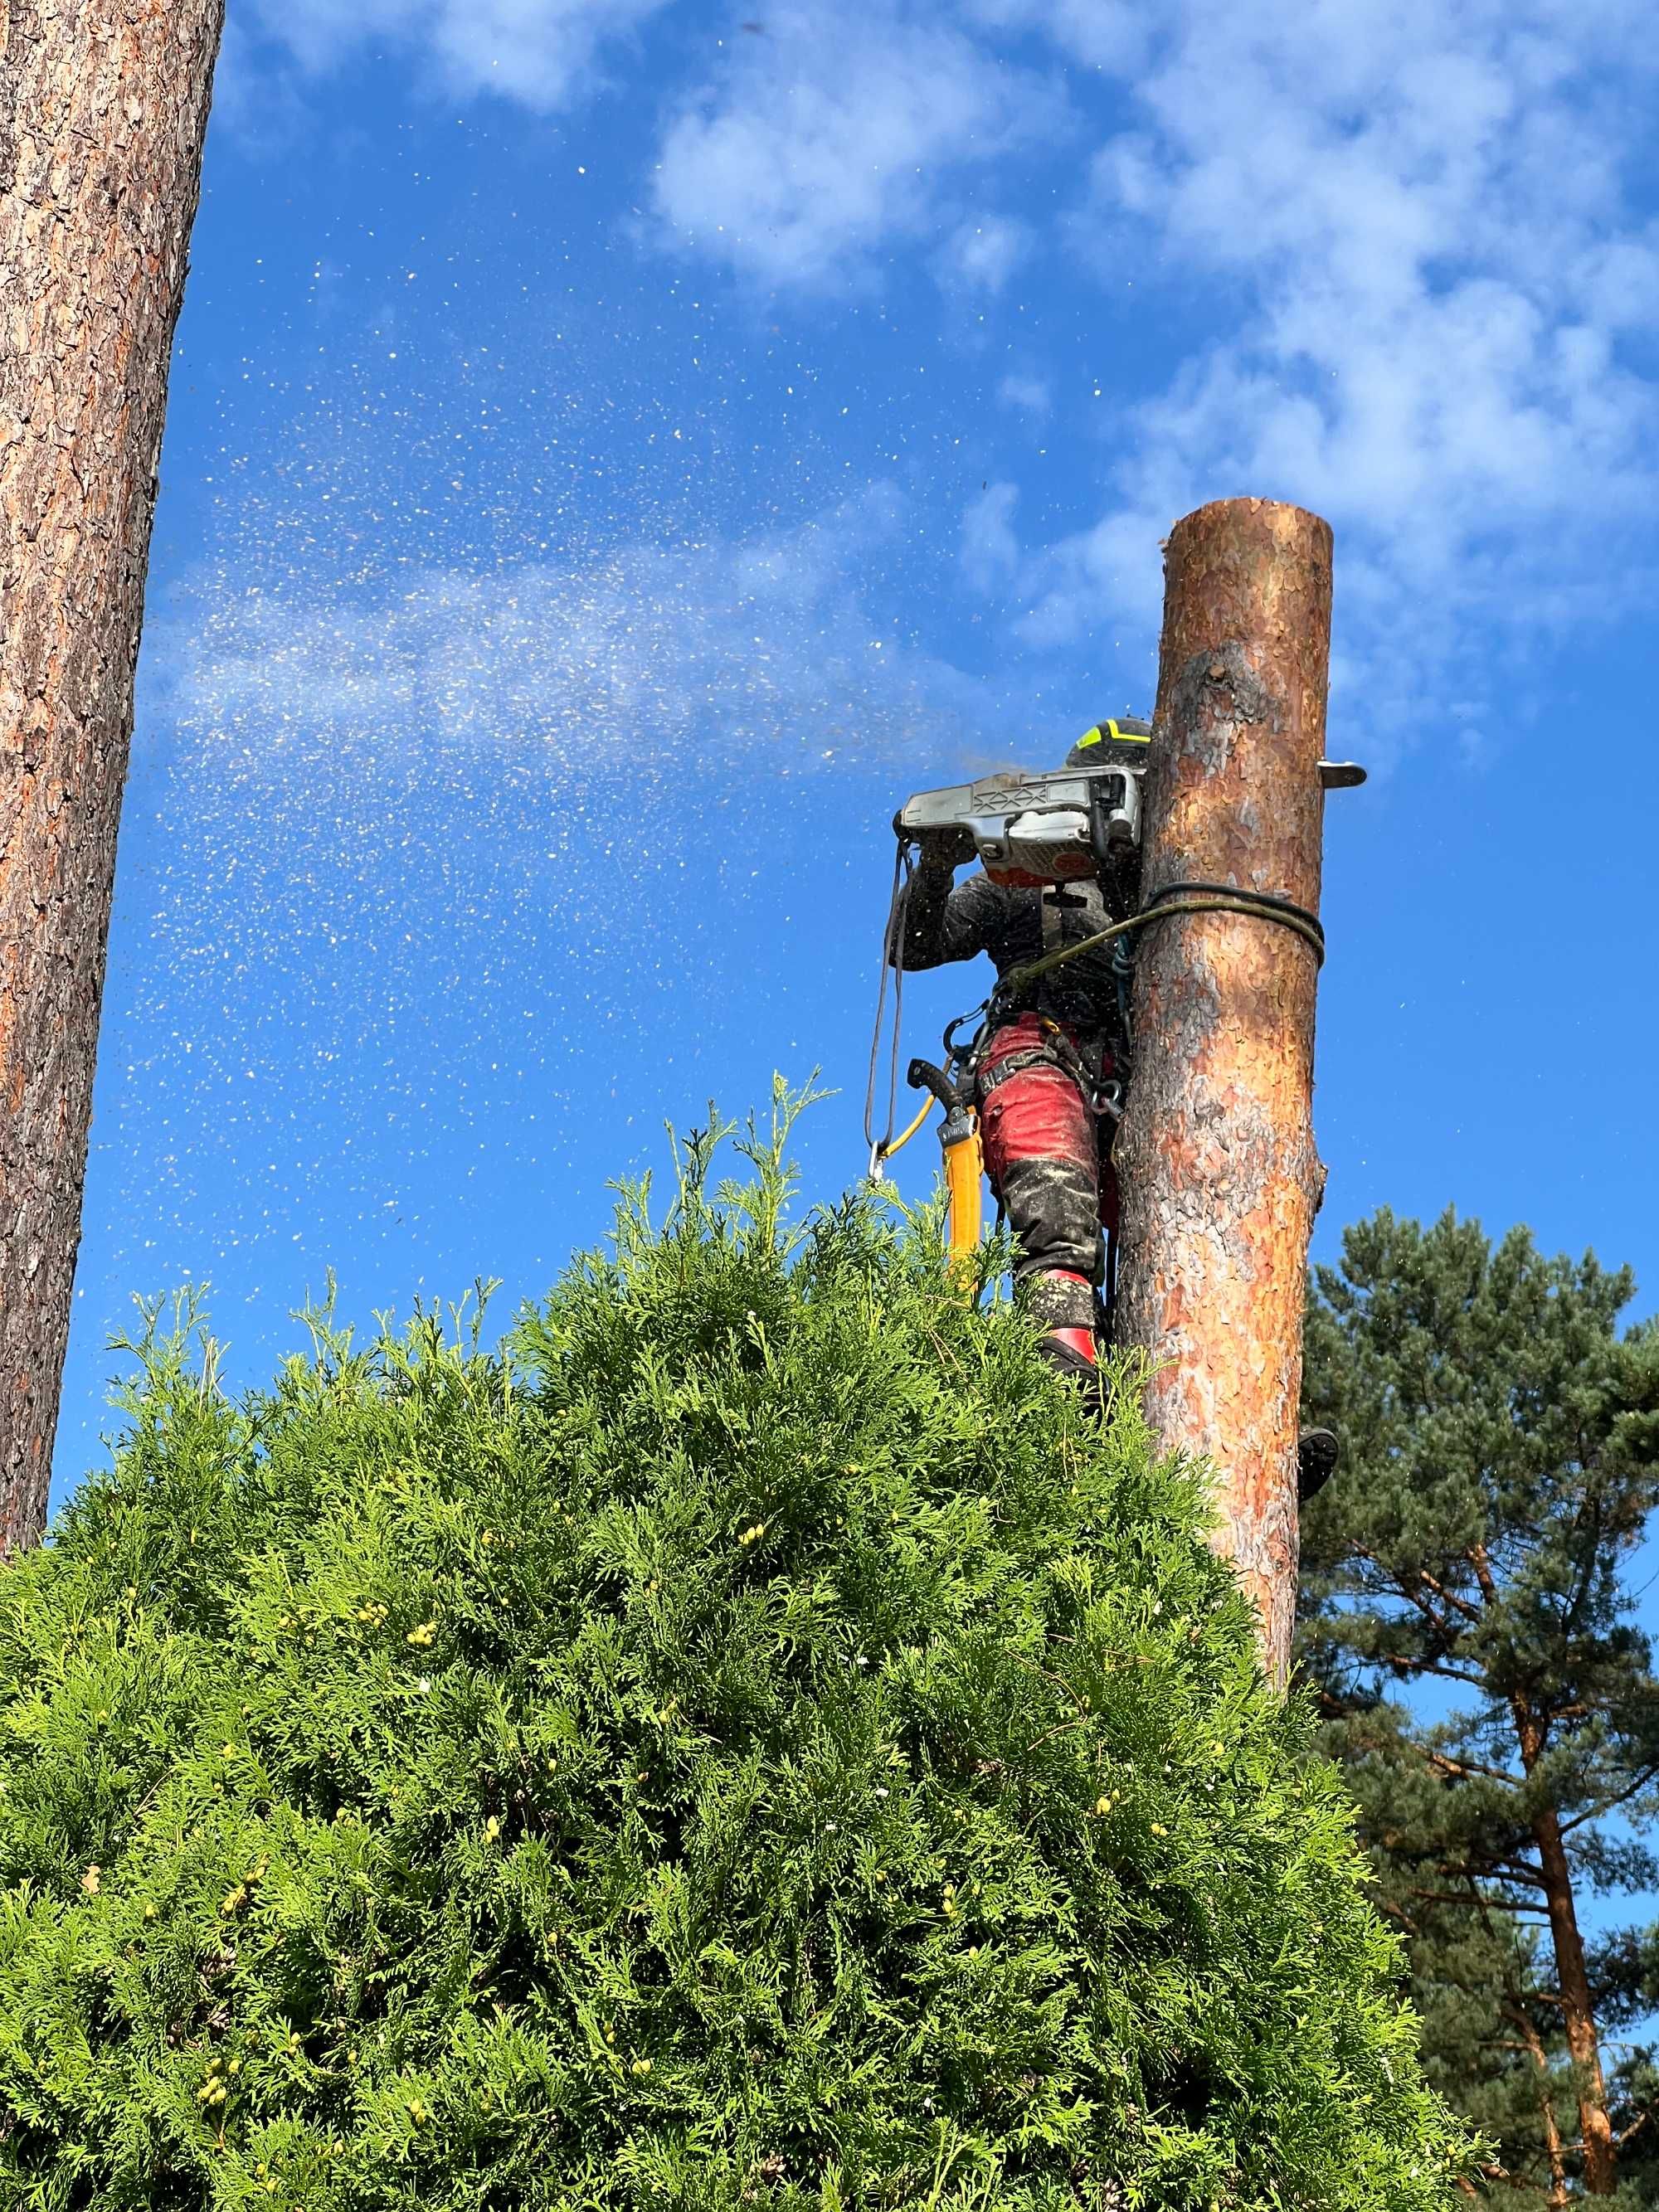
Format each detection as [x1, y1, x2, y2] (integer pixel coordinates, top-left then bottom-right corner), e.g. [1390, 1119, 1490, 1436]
[898, 763, 1143, 890]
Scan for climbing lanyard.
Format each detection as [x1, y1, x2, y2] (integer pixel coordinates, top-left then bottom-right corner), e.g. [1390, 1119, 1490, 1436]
[864, 837, 918, 1179]
[988, 880, 1324, 1032]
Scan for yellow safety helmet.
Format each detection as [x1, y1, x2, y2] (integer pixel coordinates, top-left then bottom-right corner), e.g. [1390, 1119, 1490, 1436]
[1067, 715, 1151, 767]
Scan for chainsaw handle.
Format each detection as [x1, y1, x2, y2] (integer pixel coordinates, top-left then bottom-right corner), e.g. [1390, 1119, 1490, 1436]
[907, 1057, 969, 1116]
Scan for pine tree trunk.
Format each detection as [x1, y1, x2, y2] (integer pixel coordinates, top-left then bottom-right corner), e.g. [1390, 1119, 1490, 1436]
[0, 0, 223, 1551]
[1468, 1536, 1620, 2195]
[1533, 1804, 1617, 2193]
[1114, 498, 1332, 1682]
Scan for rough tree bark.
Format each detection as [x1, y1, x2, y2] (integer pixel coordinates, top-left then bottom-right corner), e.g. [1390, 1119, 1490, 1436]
[0, 0, 225, 1550]
[1113, 497, 1333, 1683]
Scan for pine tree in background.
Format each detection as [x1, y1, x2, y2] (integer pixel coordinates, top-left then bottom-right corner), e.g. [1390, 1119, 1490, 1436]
[1299, 1208, 1659, 2202]
[0, 1092, 1470, 2210]
[1592, 1923, 1659, 2201]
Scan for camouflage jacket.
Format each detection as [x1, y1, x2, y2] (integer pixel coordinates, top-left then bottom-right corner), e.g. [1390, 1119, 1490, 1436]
[895, 862, 1126, 1048]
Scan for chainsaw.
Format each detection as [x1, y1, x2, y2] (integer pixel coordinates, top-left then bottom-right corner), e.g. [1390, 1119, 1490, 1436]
[897, 727, 1366, 894]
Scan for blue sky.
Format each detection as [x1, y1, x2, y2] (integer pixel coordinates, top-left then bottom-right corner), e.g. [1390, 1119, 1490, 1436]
[60, 0, 1659, 1605]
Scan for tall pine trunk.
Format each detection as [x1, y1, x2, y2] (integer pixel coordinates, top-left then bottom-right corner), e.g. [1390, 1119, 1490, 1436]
[0, 0, 223, 1549]
[1531, 1802, 1617, 2192]
[1461, 1538, 1618, 2194]
[1476, 1529, 1618, 2195]
[1115, 498, 1332, 1682]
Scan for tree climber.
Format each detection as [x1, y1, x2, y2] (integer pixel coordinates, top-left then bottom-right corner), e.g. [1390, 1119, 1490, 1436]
[896, 719, 1143, 1386]
[896, 716, 1339, 1500]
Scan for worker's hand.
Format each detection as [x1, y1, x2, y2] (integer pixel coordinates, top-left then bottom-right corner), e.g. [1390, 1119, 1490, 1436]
[916, 824, 977, 870]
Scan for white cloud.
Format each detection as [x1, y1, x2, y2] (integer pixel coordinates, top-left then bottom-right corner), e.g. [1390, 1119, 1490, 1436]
[1003, 0, 1659, 749]
[963, 0, 1149, 73]
[997, 372, 1051, 417]
[209, 17, 310, 148]
[937, 215, 1030, 293]
[649, 2, 1066, 286]
[212, 0, 1659, 754]
[626, 0, 1659, 742]
[246, 0, 671, 109]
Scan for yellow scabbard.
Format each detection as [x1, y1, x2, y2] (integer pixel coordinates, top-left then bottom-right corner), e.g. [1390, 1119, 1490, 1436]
[943, 1116, 983, 1266]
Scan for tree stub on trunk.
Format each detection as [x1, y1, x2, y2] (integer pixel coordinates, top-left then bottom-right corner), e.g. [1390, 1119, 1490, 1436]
[1114, 497, 1333, 1683]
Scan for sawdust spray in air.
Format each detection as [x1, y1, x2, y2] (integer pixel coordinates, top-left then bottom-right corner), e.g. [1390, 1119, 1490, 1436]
[69, 271, 1033, 1474]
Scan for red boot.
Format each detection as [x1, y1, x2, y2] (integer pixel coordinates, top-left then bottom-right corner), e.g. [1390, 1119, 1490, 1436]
[1027, 1267, 1102, 1382]
[1035, 1324, 1101, 1383]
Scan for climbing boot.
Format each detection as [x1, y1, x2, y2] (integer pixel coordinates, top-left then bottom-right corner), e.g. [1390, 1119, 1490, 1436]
[1297, 1427, 1340, 1505]
[1034, 1325, 1102, 1383]
[1025, 1268, 1106, 1398]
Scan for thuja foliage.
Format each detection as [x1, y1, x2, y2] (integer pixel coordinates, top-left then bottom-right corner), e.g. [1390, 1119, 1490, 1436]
[0, 1091, 1469, 2210]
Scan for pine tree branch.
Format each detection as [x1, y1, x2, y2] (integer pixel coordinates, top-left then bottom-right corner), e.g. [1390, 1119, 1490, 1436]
[1348, 1545, 1468, 1651]
[1413, 1563, 1486, 1626]
[1564, 1486, 1605, 1631]
[1375, 1898, 1423, 1939]
[1467, 1542, 1501, 1607]
[1417, 1744, 1524, 1788]
[1390, 1658, 1487, 1689]
[1404, 1884, 1546, 1912]
[1459, 1852, 1551, 1893]
[1555, 1766, 1659, 1835]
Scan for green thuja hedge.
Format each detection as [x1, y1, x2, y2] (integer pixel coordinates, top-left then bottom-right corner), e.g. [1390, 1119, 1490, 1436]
[0, 1091, 1470, 2210]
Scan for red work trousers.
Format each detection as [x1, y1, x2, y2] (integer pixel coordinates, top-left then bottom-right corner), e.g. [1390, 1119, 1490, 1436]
[976, 1014, 1117, 1294]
